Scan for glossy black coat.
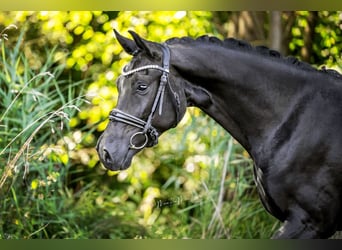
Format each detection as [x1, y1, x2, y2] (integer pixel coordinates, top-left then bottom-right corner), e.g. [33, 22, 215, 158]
[97, 31, 342, 238]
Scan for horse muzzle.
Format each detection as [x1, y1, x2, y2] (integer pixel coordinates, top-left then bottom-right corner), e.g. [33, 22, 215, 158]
[96, 133, 137, 171]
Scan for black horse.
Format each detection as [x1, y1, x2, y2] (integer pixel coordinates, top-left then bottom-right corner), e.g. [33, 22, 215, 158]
[96, 30, 342, 239]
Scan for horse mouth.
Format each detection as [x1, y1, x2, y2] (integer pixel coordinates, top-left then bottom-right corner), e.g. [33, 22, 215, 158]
[96, 135, 138, 171]
[100, 147, 137, 171]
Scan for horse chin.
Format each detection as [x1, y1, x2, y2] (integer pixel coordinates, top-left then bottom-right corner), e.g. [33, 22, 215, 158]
[105, 162, 131, 171]
[102, 149, 136, 171]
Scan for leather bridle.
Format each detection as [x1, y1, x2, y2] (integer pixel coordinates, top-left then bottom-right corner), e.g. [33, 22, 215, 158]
[109, 43, 180, 150]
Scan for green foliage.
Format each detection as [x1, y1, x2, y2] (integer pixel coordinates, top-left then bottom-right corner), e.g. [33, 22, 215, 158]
[0, 11, 340, 239]
[289, 11, 342, 67]
[0, 25, 88, 238]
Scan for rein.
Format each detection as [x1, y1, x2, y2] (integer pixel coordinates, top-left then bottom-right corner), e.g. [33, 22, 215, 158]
[109, 43, 180, 150]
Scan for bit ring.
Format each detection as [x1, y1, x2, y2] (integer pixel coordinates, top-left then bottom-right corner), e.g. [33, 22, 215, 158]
[129, 132, 148, 150]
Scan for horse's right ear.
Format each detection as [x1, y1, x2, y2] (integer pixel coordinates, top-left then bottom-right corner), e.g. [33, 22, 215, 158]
[114, 29, 139, 56]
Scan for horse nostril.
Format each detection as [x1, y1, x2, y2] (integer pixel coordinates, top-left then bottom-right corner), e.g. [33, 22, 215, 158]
[103, 148, 112, 164]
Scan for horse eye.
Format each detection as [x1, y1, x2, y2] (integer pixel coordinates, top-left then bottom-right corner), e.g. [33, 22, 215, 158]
[137, 82, 148, 92]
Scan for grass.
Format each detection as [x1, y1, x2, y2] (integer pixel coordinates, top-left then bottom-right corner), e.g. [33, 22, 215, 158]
[0, 27, 88, 239]
[144, 117, 280, 239]
[0, 26, 279, 239]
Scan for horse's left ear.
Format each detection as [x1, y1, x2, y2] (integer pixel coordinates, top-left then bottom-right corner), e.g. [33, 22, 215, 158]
[128, 30, 154, 58]
[114, 29, 139, 56]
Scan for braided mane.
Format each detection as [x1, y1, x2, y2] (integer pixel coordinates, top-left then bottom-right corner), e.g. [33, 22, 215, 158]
[166, 35, 341, 79]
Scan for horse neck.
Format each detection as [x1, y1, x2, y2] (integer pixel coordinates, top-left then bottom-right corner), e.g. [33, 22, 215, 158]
[170, 43, 309, 152]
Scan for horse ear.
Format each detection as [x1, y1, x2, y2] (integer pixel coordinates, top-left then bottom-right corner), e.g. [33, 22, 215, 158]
[114, 29, 139, 56]
[128, 30, 154, 58]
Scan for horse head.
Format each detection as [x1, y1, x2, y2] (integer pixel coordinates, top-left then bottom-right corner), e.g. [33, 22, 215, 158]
[96, 30, 187, 170]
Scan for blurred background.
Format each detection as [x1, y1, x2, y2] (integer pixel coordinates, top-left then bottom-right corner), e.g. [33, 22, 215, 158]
[0, 11, 341, 239]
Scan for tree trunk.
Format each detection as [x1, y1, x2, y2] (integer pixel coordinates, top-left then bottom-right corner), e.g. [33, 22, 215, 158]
[213, 11, 267, 44]
[269, 11, 283, 53]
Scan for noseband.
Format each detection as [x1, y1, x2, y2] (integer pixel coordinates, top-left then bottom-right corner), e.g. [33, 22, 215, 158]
[109, 44, 180, 150]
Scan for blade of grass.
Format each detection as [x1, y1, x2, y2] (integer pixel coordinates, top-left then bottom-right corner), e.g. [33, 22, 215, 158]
[0, 72, 54, 123]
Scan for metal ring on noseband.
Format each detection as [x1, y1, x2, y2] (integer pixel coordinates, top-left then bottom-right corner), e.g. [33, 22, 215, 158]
[129, 131, 149, 150]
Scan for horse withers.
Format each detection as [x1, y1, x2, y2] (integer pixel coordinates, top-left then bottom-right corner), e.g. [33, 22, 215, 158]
[96, 30, 342, 238]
